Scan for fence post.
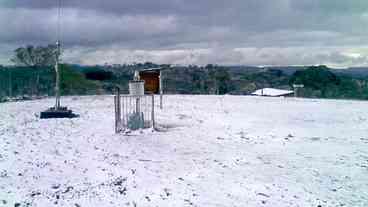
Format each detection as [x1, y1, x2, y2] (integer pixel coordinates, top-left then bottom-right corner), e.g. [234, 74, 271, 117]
[122, 95, 125, 129]
[117, 88, 121, 132]
[114, 95, 118, 133]
[115, 87, 122, 133]
[118, 88, 121, 120]
[151, 94, 155, 129]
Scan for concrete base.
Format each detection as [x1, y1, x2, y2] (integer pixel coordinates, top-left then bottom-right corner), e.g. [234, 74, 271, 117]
[40, 107, 78, 119]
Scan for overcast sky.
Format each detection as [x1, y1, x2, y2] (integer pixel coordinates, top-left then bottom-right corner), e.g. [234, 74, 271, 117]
[1, 0, 368, 67]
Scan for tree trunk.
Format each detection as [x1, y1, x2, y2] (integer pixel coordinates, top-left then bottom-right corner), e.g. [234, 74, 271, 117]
[8, 70, 12, 97]
[36, 71, 40, 96]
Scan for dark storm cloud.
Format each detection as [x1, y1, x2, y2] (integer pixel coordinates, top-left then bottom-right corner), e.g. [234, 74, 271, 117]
[1, 0, 368, 66]
[5, 0, 261, 16]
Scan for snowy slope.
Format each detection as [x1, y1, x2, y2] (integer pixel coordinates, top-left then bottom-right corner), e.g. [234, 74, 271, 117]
[0, 95, 368, 207]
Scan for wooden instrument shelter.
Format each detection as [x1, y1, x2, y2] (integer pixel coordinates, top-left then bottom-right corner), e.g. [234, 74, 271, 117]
[138, 68, 165, 109]
[139, 70, 160, 94]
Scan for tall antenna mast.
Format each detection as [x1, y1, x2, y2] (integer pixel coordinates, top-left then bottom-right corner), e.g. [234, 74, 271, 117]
[40, 0, 76, 119]
[57, 0, 61, 42]
[55, 0, 61, 109]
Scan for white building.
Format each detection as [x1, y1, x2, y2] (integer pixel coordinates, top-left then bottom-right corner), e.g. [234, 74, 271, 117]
[252, 88, 294, 97]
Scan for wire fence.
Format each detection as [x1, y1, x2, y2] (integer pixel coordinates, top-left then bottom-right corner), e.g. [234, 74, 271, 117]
[114, 92, 155, 133]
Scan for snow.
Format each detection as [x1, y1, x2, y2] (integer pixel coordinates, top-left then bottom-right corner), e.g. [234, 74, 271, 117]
[252, 88, 294, 97]
[0, 95, 368, 207]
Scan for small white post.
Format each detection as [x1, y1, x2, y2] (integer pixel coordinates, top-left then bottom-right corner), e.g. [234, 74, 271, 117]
[159, 70, 163, 109]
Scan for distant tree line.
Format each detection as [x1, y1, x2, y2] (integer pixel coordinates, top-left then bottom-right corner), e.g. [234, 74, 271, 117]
[3, 62, 368, 102]
[2, 44, 368, 102]
[289, 65, 368, 99]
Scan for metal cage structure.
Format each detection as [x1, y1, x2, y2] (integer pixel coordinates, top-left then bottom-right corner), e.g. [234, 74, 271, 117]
[114, 91, 155, 133]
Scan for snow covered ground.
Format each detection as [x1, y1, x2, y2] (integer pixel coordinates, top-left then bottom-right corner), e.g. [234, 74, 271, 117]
[0, 95, 368, 207]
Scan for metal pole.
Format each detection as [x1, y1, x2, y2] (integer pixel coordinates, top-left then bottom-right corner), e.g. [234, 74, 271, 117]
[159, 70, 163, 109]
[55, 0, 61, 109]
[122, 95, 125, 129]
[125, 97, 128, 128]
[55, 41, 61, 109]
[151, 95, 155, 129]
[114, 95, 118, 133]
[117, 87, 121, 131]
[136, 97, 140, 113]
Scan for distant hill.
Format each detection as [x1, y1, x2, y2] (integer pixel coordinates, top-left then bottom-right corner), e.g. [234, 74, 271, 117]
[331, 67, 368, 78]
[229, 65, 368, 78]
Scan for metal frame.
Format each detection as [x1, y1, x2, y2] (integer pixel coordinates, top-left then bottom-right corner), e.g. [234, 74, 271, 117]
[114, 91, 155, 133]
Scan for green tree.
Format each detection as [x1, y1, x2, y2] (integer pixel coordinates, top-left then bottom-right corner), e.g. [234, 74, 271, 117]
[10, 44, 58, 96]
[287, 65, 368, 99]
[215, 68, 232, 94]
[207, 66, 231, 94]
[59, 64, 100, 95]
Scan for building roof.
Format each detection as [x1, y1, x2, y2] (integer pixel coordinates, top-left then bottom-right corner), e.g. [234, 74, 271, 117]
[138, 67, 170, 72]
[252, 88, 294, 97]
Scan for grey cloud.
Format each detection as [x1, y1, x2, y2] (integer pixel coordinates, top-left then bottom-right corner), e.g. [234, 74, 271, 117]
[290, 0, 368, 14]
[65, 46, 368, 68]
[1, 0, 368, 66]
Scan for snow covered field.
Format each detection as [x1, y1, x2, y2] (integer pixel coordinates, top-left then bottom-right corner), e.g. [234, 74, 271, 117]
[0, 95, 368, 207]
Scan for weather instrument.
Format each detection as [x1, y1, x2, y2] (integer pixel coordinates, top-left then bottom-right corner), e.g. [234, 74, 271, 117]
[113, 67, 169, 133]
[40, 0, 77, 119]
[293, 84, 304, 98]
